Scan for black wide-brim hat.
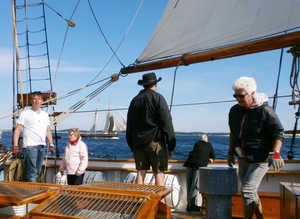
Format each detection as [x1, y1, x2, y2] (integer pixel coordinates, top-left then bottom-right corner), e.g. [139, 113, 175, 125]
[137, 72, 162, 86]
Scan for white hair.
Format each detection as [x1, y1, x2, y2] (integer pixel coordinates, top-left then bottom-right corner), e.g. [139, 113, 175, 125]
[200, 134, 208, 142]
[232, 76, 257, 94]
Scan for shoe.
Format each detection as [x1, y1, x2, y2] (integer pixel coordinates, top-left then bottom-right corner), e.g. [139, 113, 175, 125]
[186, 205, 201, 212]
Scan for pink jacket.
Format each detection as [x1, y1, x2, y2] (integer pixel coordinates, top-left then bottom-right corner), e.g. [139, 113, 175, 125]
[59, 137, 88, 175]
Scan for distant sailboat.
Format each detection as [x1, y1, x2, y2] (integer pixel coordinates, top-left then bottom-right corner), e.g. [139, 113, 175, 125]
[81, 100, 125, 139]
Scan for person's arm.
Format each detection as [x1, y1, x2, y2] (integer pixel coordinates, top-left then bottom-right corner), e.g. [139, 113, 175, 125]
[13, 124, 22, 146]
[159, 95, 176, 151]
[210, 143, 215, 161]
[46, 125, 53, 146]
[265, 106, 284, 171]
[265, 105, 284, 151]
[271, 139, 283, 152]
[77, 142, 89, 176]
[12, 124, 23, 155]
[126, 105, 134, 152]
[227, 132, 236, 167]
[228, 132, 236, 156]
[59, 147, 67, 174]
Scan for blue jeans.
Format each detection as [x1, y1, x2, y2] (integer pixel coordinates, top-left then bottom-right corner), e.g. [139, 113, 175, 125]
[0, 170, 3, 181]
[23, 145, 45, 182]
[238, 157, 269, 206]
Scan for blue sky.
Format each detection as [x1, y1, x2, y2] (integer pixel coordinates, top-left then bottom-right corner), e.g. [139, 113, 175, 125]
[0, 0, 298, 133]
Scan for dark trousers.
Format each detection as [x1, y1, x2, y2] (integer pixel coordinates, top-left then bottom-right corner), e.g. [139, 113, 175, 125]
[186, 167, 199, 207]
[67, 173, 85, 185]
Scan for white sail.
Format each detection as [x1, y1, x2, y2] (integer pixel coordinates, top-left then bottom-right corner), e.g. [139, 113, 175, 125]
[103, 114, 125, 133]
[118, 111, 127, 126]
[113, 118, 125, 132]
[103, 113, 113, 133]
[138, 0, 300, 62]
[89, 111, 98, 133]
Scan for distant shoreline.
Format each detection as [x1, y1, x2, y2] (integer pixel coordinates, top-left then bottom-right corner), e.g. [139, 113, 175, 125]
[0, 129, 229, 136]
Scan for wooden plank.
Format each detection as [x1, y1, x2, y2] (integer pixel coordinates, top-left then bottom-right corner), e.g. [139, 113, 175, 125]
[155, 201, 171, 219]
[284, 130, 300, 134]
[0, 215, 22, 219]
[17, 92, 57, 107]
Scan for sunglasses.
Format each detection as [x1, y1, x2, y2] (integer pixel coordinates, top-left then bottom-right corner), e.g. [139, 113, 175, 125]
[233, 93, 248, 98]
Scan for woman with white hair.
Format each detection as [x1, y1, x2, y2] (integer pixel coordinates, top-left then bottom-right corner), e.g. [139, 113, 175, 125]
[228, 76, 284, 219]
[183, 134, 215, 212]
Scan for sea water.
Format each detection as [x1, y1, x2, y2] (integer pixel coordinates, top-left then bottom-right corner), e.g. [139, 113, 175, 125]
[0, 131, 299, 160]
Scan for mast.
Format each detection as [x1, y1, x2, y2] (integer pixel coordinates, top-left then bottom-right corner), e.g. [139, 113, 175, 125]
[91, 99, 100, 134]
[121, 30, 300, 74]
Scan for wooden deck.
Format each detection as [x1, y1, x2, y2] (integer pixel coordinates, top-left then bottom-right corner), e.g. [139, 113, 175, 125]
[0, 209, 245, 219]
[170, 210, 242, 219]
[170, 210, 203, 219]
[0, 211, 204, 219]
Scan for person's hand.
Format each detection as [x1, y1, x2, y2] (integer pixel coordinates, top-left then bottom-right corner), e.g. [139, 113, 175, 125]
[60, 171, 64, 175]
[12, 146, 19, 157]
[48, 146, 55, 155]
[269, 152, 284, 171]
[227, 154, 235, 167]
[168, 150, 174, 159]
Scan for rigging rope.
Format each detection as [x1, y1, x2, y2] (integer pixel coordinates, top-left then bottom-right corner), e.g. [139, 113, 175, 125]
[272, 48, 284, 111]
[1, 94, 292, 122]
[169, 54, 187, 112]
[50, 74, 119, 127]
[289, 44, 300, 103]
[45, 0, 80, 92]
[287, 106, 300, 159]
[87, 0, 125, 68]
[42, 0, 143, 106]
[0, 76, 115, 122]
[287, 44, 300, 159]
[86, 0, 143, 85]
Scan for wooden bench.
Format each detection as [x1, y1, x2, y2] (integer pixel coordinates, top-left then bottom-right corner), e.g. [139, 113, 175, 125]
[0, 214, 21, 219]
[232, 191, 280, 219]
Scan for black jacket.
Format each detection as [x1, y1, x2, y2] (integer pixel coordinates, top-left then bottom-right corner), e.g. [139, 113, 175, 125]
[183, 140, 215, 168]
[228, 102, 284, 163]
[126, 89, 176, 151]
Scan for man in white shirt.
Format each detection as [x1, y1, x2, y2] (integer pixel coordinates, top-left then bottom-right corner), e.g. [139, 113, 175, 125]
[13, 91, 54, 182]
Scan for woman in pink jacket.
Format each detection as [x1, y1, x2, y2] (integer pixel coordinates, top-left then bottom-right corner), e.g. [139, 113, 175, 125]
[59, 128, 88, 185]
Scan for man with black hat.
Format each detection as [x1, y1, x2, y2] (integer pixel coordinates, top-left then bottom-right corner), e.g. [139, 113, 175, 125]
[126, 72, 176, 186]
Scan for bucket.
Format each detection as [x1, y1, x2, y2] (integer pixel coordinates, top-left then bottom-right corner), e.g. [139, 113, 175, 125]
[124, 172, 182, 208]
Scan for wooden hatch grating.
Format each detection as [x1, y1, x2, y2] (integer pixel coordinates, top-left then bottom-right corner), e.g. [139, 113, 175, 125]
[29, 189, 149, 219]
[0, 181, 172, 219]
[85, 180, 167, 194]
